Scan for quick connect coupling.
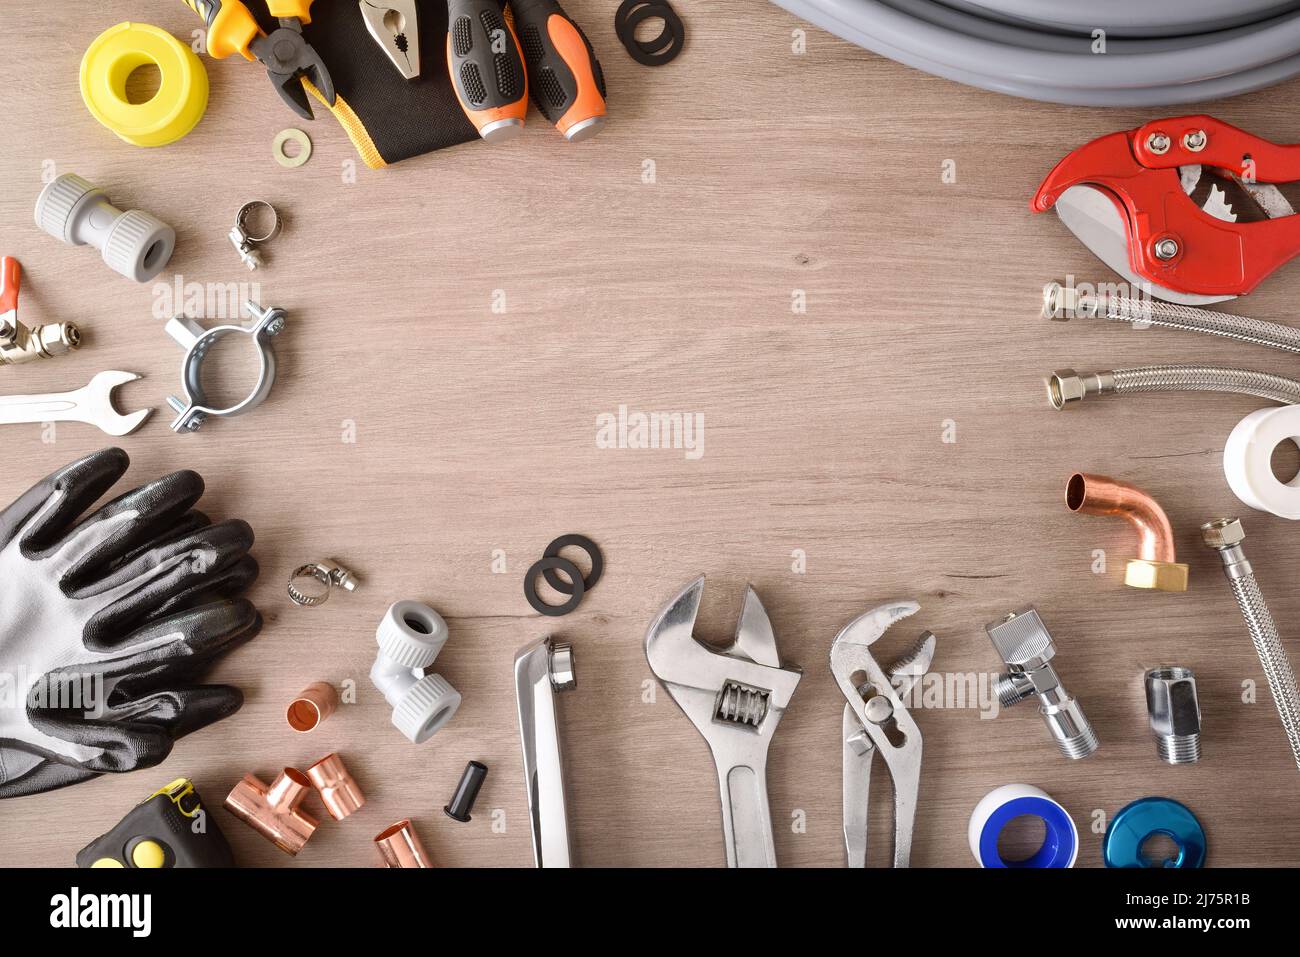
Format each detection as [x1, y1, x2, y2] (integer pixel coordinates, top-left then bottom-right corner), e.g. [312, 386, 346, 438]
[370, 600, 462, 744]
[986, 606, 1098, 760]
[34, 173, 175, 283]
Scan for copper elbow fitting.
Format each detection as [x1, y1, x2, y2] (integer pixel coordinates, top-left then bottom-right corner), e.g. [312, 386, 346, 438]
[306, 753, 366, 821]
[374, 819, 433, 868]
[287, 681, 338, 732]
[224, 768, 320, 855]
[1066, 473, 1188, 592]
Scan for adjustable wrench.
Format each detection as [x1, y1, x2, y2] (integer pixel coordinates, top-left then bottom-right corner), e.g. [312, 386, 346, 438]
[0, 371, 151, 436]
[644, 576, 802, 868]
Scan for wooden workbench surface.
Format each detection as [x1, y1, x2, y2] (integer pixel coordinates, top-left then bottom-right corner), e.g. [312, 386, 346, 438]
[1, 1, 1298, 868]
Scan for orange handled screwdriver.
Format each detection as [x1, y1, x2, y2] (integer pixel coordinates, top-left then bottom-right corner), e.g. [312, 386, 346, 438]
[446, 0, 529, 142]
[510, 0, 606, 141]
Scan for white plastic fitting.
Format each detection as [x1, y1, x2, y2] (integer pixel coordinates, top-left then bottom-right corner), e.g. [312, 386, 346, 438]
[370, 600, 462, 744]
[34, 173, 176, 283]
[1225, 405, 1300, 520]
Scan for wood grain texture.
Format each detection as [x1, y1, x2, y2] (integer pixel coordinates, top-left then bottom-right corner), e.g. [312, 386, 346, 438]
[1, 0, 1299, 868]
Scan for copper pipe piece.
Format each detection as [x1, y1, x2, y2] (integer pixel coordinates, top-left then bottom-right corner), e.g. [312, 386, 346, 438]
[1066, 473, 1189, 592]
[374, 819, 434, 868]
[306, 752, 366, 820]
[286, 681, 338, 732]
[224, 768, 320, 855]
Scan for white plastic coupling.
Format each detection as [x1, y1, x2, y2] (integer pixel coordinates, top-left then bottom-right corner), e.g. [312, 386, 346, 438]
[370, 600, 462, 744]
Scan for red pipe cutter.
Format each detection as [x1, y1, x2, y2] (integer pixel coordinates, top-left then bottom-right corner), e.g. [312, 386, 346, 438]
[1032, 116, 1300, 305]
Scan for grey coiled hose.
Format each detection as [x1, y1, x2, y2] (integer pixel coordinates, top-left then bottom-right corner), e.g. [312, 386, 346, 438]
[771, 0, 1300, 106]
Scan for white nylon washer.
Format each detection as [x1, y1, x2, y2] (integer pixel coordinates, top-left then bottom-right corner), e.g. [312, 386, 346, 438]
[1224, 405, 1300, 520]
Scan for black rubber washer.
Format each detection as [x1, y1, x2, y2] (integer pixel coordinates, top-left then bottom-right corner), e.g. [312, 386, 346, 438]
[617, 0, 684, 66]
[542, 534, 604, 595]
[616, 0, 672, 53]
[615, 0, 659, 33]
[525, 556, 586, 617]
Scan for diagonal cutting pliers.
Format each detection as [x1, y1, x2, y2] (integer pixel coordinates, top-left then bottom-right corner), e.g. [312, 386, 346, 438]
[184, 0, 336, 120]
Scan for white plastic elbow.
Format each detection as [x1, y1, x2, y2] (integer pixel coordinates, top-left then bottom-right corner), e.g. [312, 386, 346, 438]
[370, 600, 462, 744]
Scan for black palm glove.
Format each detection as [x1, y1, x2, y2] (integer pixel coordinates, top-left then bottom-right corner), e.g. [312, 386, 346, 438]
[0, 448, 260, 798]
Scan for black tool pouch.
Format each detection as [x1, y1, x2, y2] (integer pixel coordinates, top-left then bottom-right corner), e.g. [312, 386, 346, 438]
[257, 0, 479, 168]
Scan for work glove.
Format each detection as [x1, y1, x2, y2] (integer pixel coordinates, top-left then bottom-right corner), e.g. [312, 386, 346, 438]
[0, 448, 260, 798]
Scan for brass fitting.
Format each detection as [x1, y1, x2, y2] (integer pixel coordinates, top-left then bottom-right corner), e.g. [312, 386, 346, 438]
[224, 768, 320, 855]
[305, 752, 366, 821]
[1066, 473, 1188, 592]
[0, 257, 80, 367]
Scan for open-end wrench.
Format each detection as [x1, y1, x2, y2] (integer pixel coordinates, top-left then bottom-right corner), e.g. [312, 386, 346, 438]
[644, 576, 802, 868]
[831, 601, 931, 868]
[0, 371, 151, 436]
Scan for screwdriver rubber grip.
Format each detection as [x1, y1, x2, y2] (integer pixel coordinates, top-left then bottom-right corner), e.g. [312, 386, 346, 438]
[0, 257, 19, 317]
[511, 0, 606, 141]
[182, 0, 261, 61]
[447, 0, 530, 142]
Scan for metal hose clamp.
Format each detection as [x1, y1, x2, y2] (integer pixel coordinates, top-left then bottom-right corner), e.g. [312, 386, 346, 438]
[230, 201, 282, 270]
[165, 301, 285, 433]
[288, 560, 360, 607]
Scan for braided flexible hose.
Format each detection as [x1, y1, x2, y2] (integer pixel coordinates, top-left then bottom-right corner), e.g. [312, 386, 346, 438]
[1224, 572, 1300, 771]
[1049, 365, 1300, 409]
[1084, 294, 1300, 355]
[1111, 366, 1300, 404]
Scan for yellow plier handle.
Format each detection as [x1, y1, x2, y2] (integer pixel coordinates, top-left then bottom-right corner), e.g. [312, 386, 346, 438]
[181, 0, 262, 61]
[266, 0, 317, 24]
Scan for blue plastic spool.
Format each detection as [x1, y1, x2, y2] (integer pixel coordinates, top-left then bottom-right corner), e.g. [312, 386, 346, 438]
[978, 795, 1077, 868]
[1103, 797, 1206, 868]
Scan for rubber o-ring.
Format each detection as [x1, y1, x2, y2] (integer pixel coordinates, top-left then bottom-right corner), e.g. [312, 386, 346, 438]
[617, 1, 685, 66]
[525, 556, 586, 617]
[80, 22, 209, 148]
[273, 128, 313, 168]
[542, 534, 604, 596]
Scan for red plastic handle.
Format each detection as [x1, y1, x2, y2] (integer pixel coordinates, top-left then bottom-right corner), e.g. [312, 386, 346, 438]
[1032, 117, 1300, 299]
[1132, 115, 1300, 184]
[0, 256, 20, 316]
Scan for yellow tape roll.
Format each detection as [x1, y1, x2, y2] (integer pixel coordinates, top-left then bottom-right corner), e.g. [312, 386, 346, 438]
[80, 22, 209, 148]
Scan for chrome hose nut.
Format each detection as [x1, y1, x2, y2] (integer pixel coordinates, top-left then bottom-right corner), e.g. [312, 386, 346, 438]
[1145, 667, 1202, 764]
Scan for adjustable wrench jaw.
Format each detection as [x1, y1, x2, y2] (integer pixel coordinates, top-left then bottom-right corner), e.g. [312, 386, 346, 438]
[644, 576, 802, 868]
[831, 601, 928, 868]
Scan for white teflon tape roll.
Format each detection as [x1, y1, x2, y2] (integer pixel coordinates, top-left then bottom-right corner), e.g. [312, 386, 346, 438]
[1224, 405, 1300, 520]
[968, 784, 1078, 868]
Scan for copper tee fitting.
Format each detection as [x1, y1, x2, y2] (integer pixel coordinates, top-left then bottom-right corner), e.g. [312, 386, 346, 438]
[374, 819, 433, 868]
[224, 768, 320, 855]
[306, 753, 366, 820]
[1066, 473, 1188, 592]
